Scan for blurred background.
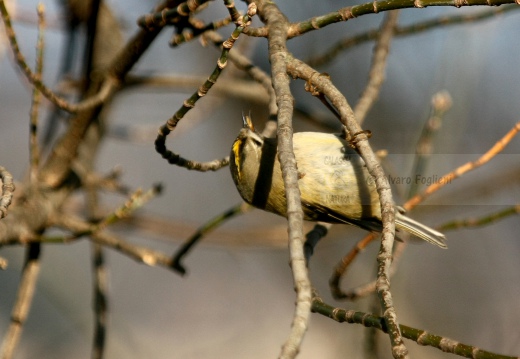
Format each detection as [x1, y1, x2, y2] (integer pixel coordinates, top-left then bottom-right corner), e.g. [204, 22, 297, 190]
[1, 0, 519, 358]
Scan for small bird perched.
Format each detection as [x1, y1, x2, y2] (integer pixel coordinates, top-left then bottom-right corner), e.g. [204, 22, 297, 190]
[229, 115, 447, 249]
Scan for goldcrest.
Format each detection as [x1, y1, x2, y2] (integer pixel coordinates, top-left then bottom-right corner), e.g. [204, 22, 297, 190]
[230, 115, 447, 249]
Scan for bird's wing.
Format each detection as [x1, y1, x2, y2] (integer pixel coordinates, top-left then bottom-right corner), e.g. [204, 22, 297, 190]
[301, 200, 383, 233]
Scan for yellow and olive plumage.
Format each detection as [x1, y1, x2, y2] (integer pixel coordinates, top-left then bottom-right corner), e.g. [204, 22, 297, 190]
[229, 116, 447, 248]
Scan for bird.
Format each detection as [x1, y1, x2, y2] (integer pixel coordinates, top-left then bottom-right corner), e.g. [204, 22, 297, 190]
[229, 115, 447, 249]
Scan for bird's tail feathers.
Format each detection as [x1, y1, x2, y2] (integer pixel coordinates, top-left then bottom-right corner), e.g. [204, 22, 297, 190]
[395, 213, 447, 249]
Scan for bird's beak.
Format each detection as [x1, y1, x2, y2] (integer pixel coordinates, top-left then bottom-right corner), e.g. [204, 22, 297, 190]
[242, 113, 255, 131]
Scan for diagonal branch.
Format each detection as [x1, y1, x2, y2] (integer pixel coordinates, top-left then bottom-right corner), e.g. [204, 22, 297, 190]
[154, 5, 256, 170]
[405, 120, 520, 210]
[306, 5, 520, 68]
[0, 243, 41, 359]
[312, 297, 520, 359]
[354, 10, 399, 125]
[287, 0, 519, 38]
[286, 58, 408, 358]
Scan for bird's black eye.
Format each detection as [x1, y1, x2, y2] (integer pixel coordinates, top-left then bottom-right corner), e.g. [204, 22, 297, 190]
[248, 132, 263, 147]
[251, 136, 262, 146]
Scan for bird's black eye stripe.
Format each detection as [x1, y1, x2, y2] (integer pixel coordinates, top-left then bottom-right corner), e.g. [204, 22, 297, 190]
[251, 136, 262, 146]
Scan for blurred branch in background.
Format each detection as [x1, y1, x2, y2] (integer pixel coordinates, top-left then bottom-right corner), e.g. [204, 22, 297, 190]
[0, 6, 45, 358]
[306, 5, 520, 68]
[438, 205, 520, 231]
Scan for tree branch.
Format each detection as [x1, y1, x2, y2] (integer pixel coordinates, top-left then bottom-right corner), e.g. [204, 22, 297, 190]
[286, 58, 407, 358]
[255, 1, 312, 358]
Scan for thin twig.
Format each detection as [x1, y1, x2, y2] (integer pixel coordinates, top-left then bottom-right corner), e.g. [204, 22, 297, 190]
[0, 243, 41, 359]
[171, 202, 251, 275]
[83, 0, 102, 93]
[329, 233, 377, 299]
[95, 185, 163, 232]
[405, 120, 520, 210]
[311, 297, 520, 359]
[137, 0, 213, 29]
[155, 5, 257, 170]
[407, 91, 452, 198]
[306, 6, 520, 67]
[223, 0, 241, 23]
[41, 185, 163, 245]
[170, 16, 233, 47]
[203, 30, 278, 116]
[354, 10, 399, 125]
[55, 214, 176, 269]
[286, 0, 519, 39]
[337, 241, 406, 301]
[91, 244, 108, 359]
[83, 4, 107, 355]
[72, 165, 130, 196]
[286, 58, 408, 358]
[29, 3, 45, 183]
[438, 205, 520, 231]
